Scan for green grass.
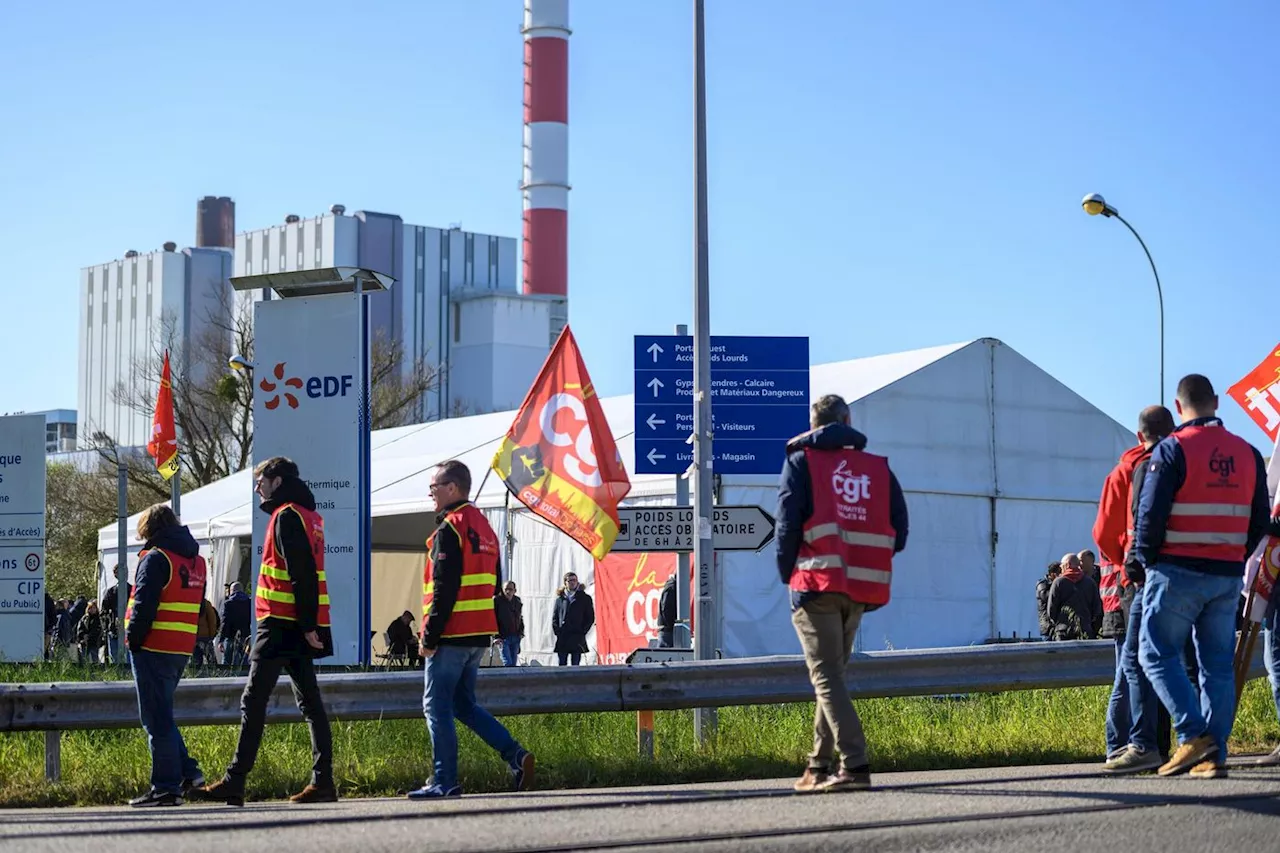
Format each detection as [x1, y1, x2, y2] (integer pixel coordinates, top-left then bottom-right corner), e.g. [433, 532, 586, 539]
[2, 662, 1279, 808]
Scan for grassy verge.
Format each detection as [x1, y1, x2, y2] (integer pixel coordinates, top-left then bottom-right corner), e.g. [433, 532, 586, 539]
[2, 663, 1278, 807]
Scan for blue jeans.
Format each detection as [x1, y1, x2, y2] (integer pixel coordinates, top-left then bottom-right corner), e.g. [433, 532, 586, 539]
[1139, 564, 1240, 758]
[1105, 636, 1130, 754]
[500, 636, 521, 667]
[131, 649, 201, 794]
[1120, 586, 1165, 753]
[423, 645, 523, 790]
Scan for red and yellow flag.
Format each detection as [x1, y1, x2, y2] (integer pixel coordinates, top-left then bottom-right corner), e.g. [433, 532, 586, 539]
[492, 326, 631, 560]
[1227, 343, 1280, 443]
[148, 351, 180, 480]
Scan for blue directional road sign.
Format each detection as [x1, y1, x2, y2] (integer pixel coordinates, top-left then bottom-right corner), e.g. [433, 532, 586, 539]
[633, 335, 810, 475]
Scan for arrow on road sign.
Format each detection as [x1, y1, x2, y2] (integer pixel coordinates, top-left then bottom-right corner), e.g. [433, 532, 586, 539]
[647, 342, 664, 362]
[645, 413, 666, 430]
[646, 448, 666, 465]
[611, 505, 777, 553]
[647, 377, 664, 397]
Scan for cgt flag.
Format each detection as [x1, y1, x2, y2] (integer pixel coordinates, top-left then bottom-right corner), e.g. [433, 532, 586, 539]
[148, 350, 180, 480]
[492, 325, 632, 560]
[1227, 342, 1280, 443]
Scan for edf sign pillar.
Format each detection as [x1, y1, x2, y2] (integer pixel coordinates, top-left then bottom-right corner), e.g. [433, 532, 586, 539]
[231, 268, 391, 667]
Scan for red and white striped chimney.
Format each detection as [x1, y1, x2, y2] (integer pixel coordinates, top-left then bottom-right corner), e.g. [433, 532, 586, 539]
[521, 0, 570, 297]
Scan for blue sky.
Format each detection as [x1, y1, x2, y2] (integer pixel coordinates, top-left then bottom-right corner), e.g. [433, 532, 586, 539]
[2, 0, 1277, 451]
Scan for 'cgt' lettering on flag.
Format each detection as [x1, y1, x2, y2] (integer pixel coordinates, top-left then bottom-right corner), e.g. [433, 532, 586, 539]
[492, 326, 632, 560]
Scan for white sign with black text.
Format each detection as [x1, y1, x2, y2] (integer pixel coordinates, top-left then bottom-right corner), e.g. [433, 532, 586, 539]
[612, 505, 776, 553]
[253, 297, 362, 665]
[0, 414, 47, 661]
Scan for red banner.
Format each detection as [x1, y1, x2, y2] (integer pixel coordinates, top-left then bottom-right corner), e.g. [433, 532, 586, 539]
[148, 350, 179, 480]
[594, 552, 694, 664]
[1228, 343, 1280, 443]
[491, 326, 632, 559]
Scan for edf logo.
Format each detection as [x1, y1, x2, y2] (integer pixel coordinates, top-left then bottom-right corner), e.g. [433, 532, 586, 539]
[261, 362, 353, 411]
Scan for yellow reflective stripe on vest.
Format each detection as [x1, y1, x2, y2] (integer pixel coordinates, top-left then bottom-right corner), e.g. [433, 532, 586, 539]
[1164, 530, 1248, 546]
[157, 602, 201, 614]
[846, 566, 892, 584]
[1169, 503, 1252, 518]
[803, 523, 894, 549]
[452, 599, 495, 613]
[257, 587, 296, 603]
[797, 555, 843, 571]
[460, 573, 498, 587]
[259, 564, 291, 581]
[150, 621, 199, 634]
[318, 594, 330, 605]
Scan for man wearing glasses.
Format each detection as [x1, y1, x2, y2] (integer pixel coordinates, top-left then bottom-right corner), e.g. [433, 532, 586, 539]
[409, 460, 536, 799]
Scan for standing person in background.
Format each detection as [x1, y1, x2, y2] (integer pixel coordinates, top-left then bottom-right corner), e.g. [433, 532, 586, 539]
[217, 582, 252, 667]
[1047, 553, 1102, 640]
[1079, 550, 1101, 586]
[193, 597, 220, 667]
[409, 460, 535, 799]
[494, 582, 525, 667]
[551, 572, 594, 666]
[76, 600, 104, 665]
[658, 570, 678, 648]
[1133, 375, 1271, 778]
[123, 504, 207, 807]
[102, 565, 133, 664]
[1036, 562, 1060, 640]
[192, 457, 336, 806]
[776, 394, 909, 792]
[1096, 405, 1176, 773]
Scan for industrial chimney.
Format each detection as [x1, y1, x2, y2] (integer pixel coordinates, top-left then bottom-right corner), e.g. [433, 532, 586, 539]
[521, 0, 570, 297]
[196, 196, 235, 248]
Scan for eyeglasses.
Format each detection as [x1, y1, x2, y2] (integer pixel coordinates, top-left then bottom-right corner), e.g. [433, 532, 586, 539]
[429, 481, 452, 492]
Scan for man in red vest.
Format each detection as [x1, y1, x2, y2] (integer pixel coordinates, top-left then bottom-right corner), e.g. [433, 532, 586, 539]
[193, 456, 336, 806]
[1094, 405, 1174, 773]
[776, 394, 908, 792]
[1133, 375, 1271, 778]
[125, 503, 207, 807]
[408, 460, 535, 799]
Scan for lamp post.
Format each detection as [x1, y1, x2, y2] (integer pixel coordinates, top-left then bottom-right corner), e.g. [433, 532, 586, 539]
[1081, 193, 1165, 406]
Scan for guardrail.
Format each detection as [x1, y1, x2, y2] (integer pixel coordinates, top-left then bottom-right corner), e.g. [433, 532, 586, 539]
[2, 640, 1266, 782]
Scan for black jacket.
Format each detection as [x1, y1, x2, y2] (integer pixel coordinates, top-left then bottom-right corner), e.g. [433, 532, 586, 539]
[100, 582, 133, 634]
[495, 594, 524, 639]
[125, 523, 203, 652]
[1035, 577, 1053, 638]
[76, 611, 104, 649]
[422, 500, 501, 650]
[552, 588, 595, 654]
[658, 572, 677, 631]
[775, 423, 909, 608]
[218, 591, 252, 643]
[386, 618, 419, 653]
[258, 477, 334, 659]
[1047, 574, 1103, 640]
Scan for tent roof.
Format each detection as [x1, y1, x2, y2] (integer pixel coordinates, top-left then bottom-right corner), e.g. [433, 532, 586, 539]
[97, 337, 1105, 550]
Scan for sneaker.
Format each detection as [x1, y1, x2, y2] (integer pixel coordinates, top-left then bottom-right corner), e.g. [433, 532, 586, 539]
[129, 789, 183, 807]
[817, 765, 871, 791]
[289, 783, 338, 804]
[510, 749, 536, 792]
[1158, 735, 1218, 777]
[1189, 760, 1228, 779]
[793, 767, 830, 792]
[180, 773, 206, 796]
[406, 782, 463, 800]
[1105, 745, 1128, 762]
[189, 778, 245, 807]
[1102, 745, 1163, 775]
[1254, 745, 1280, 767]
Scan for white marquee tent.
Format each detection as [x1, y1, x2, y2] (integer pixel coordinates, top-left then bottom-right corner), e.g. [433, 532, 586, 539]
[98, 338, 1132, 662]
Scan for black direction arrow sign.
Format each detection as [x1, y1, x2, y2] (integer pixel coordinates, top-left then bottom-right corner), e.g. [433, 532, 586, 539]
[611, 505, 776, 553]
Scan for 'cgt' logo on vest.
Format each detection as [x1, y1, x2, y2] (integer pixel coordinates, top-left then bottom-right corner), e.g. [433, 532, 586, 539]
[832, 459, 871, 522]
[259, 361, 355, 411]
[1209, 447, 1237, 482]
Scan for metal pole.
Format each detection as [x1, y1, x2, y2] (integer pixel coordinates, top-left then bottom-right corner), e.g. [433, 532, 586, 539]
[170, 463, 181, 519]
[356, 277, 372, 667]
[692, 0, 717, 744]
[116, 457, 128, 665]
[1112, 213, 1164, 407]
[674, 323, 692, 649]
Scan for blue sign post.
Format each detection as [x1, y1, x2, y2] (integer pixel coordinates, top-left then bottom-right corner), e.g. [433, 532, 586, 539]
[634, 335, 810, 475]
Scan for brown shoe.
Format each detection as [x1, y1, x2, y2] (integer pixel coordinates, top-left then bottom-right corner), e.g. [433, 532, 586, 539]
[1158, 735, 1218, 777]
[190, 779, 245, 807]
[793, 767, 830, 792]
[818, 765, 871, 792]
[1189, 760, 1228, 779]
[289, 783, 338, 804]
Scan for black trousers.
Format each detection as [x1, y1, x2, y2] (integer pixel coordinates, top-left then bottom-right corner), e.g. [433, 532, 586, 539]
[227, 630, 333, 788]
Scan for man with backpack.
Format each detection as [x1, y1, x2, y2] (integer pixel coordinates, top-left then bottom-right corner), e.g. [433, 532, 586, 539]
[1047, 552, 1102, 640]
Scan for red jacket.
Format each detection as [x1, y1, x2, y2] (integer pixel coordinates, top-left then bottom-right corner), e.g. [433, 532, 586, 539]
[1092, 444, 1152, 567]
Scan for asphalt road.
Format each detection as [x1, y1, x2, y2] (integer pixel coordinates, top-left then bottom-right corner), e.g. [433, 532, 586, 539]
[4, 760, 1280, 852]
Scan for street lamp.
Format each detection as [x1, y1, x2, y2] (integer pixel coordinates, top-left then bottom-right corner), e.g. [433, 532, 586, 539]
[228, 355, 254, 373]
[1081, 193, 1165, 406]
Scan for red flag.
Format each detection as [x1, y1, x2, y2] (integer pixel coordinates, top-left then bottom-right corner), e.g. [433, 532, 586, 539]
[1227, 343, 1280, 443]
[148, 351, 180, 480]
[491, 326, 631, 559]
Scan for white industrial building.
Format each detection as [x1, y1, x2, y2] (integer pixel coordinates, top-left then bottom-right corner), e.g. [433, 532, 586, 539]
[234, 206, 565, 420]
[78, 244, 234, 448]
[98, 338, 1133, 661]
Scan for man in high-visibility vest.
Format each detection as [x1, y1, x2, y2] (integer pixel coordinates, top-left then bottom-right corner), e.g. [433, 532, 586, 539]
[124, 503, 208, 807]
[193, 456, 336, 806]
[776, 394, 909, 792]
[408, 460, 535, 799]
[1133, 375, 1272, 778]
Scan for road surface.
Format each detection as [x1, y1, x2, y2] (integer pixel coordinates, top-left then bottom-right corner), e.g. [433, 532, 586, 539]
[4, 760, 1280, 852]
